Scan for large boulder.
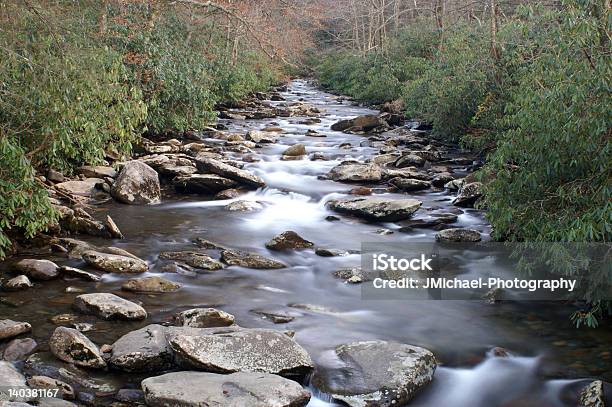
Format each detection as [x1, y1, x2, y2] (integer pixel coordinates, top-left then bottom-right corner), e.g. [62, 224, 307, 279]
[175, 308, 235, 328]
[82, 250, 148, 273]
[327, 197, 422, 222]
[13, 259, 59, 281]
[111, 161, 161, 205]
[328, 162, 382, 183]
[312, 340, 436, 407]
[0, 320, 32, 340]
[110, 325, 173, 372]
[435, 228, 482, 242]
[390, 177, 431, 191]
[73, 293, 147, 320]
[142, 371, 311, 407]
[168, 327, 313, 379]
[195, 156, 265, 189]
[452, 182, 483, 207]
[173, 174, 237, 195]
[48, 327, 106, 369]
[220, 249, 286, 269]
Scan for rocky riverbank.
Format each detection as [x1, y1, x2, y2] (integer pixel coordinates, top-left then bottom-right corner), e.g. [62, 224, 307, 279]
[0, 80, 608, 407]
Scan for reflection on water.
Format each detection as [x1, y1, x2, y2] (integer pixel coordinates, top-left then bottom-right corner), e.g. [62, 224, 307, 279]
[1, 80, 609, 405]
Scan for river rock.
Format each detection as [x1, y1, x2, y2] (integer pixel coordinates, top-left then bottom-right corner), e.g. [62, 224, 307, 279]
[142, 371, 311, 407]
[331, 115, 384, 132]
[250, 308, 299, 324]
[282, 144, 306, 157]
[58, 266, 101, 282]
[315, 248, 351, 257]
[110, 325, 173, 372]
[105, 215, 124, 239]
[265, 231, 314, 251]
[26, 376, 75, 400]
[14, 259, 59, 280]
[111, 161, 161, 205]
[383, 168, 431, 181]
[398, 214, 458, 231]
[0, 361, 27, 389]
[390, 177, 431, 191]
[158, 251, 224, 271]
[55, 178, 104, 197]
[328, 162, 382, 183]
[78, 165, 117, 179]
[333, 267, 370, 284]
[327, 197, 422, 221]
[62, 215, 108, 237]
[395, 153, 426, 168]
[435, 228, 482, 242]
[445, 178, 464, 190]
[169, 327, 313, 379]
[0, 320, 31, 340]
[225, 200, 263, 212]
[453, 182, 483, 207]
[48, 327, 106, 369]
[175, 308, 235, 328]
[221, 249, 286, 269]
[432, 173, 454, 187]
[82, 250, 148, 273]
[3, 275, 32, 291]
[312, 340, 436, 407]
[579, 380, 605, 407]
[2, 338, 37, 361]
[73, 293, 147, 320]
[195, 156, 265, 188]
[173, 174, 237, 194]
[121, 276, 181, 293]
[246, 131, 277, 143]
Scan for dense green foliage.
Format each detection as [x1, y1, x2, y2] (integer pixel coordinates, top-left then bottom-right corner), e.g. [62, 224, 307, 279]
[0, 1, 282, 256]
[314, 0, 611, 323]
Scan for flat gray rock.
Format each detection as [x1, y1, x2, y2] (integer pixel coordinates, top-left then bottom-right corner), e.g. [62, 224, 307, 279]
[110, 325, 173, 372]
[169, 327, 313, 379]
[73, 293, 147, 320]
[327, 197, 422, 221]
[312, 340, 436, 407]
[158, 251, 224, 271]
[0, 320, 31, 341]
[142, 371, 310, 407]
[82, 250, 148, 273]
[435, 228, 482, 242]
[173, 174, 237, 194]
[49, 327, 105, 369]
[121, 276, 181, 293]
[195, 156, 265, 188]
[221, 249, 286, 269]
[328, 162, 382, 182]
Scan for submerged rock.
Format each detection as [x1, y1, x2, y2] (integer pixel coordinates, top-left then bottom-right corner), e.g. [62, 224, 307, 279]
[110, 325, 173, 372]
[111, 161, 161, 205]
[328, 162, 382, 183]
[82, 250, 148, 273]
[14, 259, 59, 281]
[327, 197, 422, 221]
[121, 276, 181, 293]
[435, 228, 482, 242]
[49, 327, 106, 369]
[73, 293, 147, 320]
[265, 231, 314, 251]
[0, 320, 32, 340]
[312, 340, 436, 407]
[221, 249, 286, 269]
[169, 327, 313, 379]
[158, 251, 224, 271]
[175, 308, 235, 328]
[195, 156, 265, 188]
[142, 371, 311, 407]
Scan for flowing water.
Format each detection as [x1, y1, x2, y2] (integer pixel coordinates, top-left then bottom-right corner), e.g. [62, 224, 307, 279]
[1, 80, 610, 406]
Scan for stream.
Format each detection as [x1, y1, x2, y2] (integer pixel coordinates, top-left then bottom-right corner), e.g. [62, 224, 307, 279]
[1, 80, 610, 406]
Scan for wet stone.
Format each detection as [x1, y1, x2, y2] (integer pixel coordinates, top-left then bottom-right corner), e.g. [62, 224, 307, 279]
[121, 276, 181, 293]
[158, 251, 224, 271]
[175, 308, 235, 328]
[0, 320, 32, 340]
[110, 325, 174, 372]
[3, 275, 32, 291]
[221, 249, 286, 269]
[2, 338, 37, 361]
[48, 327, 106, 369]
[14, 259, 59, 281]
[265, 231, 314, 251]
[73, 293, 147, 321]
